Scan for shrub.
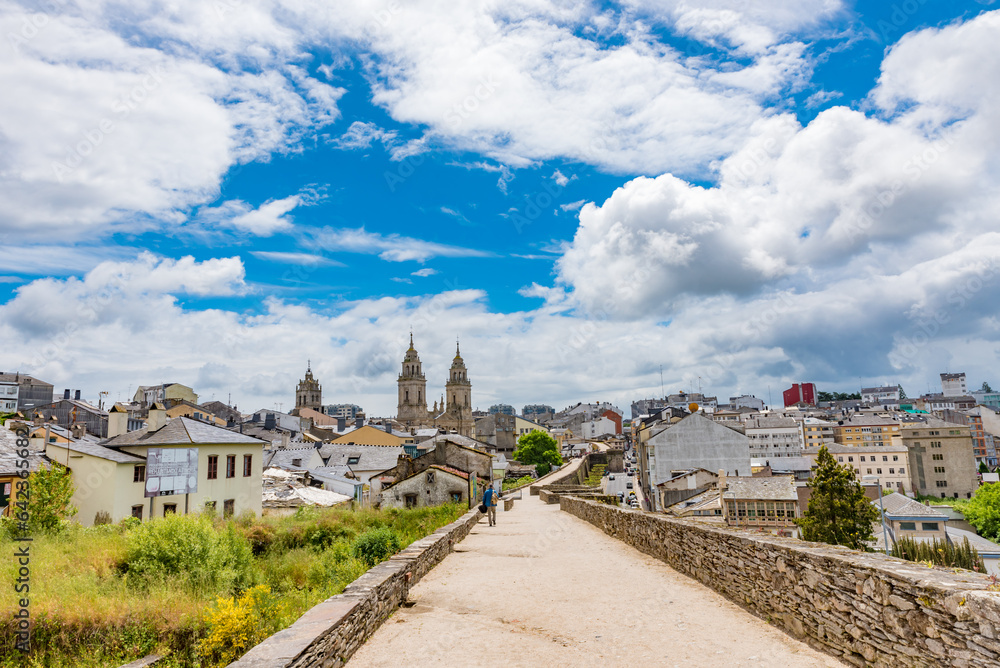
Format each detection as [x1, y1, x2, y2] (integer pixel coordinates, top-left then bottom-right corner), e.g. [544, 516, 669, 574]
[123, 514, 255, 593]
[118, 516, 141, 532]
[242, 523, 276, 556]
[891, 535, 986, 572]
[94, 510, 113, 526]
[199, 585, 285, 667]
[535, 463, 551, 477]
[351, 527, 402, 566]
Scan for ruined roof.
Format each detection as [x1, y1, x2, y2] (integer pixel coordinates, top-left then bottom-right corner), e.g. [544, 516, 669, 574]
[265, 446, 320, 470]
[0, 425, 48, 474]
[323, 444, 406, 471]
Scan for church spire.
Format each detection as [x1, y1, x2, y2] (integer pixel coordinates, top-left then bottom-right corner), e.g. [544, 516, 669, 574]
[409, 331, 415, 351]
[455, 338, 461, 358]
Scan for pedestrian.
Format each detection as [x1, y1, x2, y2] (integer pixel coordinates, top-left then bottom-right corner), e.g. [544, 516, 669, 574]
[483, 485, 498, 526]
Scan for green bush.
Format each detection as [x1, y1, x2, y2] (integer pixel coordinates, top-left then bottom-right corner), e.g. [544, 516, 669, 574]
[535, 463, 551, 477]
[122, 514, 255, 593]
[94, 510, 113, 526]
[351, 526, 402, 566]
[118, 515, 141, 532]
[242, 523, 276, 556]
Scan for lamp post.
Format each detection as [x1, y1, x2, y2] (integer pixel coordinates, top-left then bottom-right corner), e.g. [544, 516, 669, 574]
[863, 475, 891, 555]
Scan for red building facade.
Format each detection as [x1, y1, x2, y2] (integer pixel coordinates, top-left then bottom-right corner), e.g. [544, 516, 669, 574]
[783, 383, 817, 407]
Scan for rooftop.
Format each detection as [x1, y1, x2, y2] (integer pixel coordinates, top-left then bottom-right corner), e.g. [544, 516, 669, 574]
[104, 416, 267, 447]
[722, 475, 797, 501]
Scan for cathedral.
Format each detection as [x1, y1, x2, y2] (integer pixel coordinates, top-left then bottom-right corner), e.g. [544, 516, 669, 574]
[396, 334, 474, 437]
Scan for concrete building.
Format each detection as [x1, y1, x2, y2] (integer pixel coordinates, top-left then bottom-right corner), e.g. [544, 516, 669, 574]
[744, 416, 803, 460]
[830, 414, 901, 448]
[644, 412, 751, 511]
[522, 404, 554, 421]
[320, 444, 407, 486]
[32, 397, 109, 438]
[133, 383, 198, 409]
[0, 373, 54, 413]
[941, 373, 968, 397]
[630, 398, 668, 420]
[294, 363, 322, 413]
[513, 416, 548, 439]
[53, 413, 267, 525]
[721, 474, 800, 537]
[802, 417, 835, 449]
[580, 416, 617, 440]
[900, 416, 977, 500]
[804, 444, 911, 494]
[729, 395, 765, 411]
[324, 403, 363, 420]
[861, 385, 903, 405]
[783, 383, 817, 407]
[473, 413, 517, 454]
[0, 381, 17, 413]
[939, 407, 996, 468]
[489, 404, 515, 416]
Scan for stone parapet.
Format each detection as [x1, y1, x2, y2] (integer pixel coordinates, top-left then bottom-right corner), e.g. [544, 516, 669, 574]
[560, 495, 1000, 667]
[228, 508, 482, 668]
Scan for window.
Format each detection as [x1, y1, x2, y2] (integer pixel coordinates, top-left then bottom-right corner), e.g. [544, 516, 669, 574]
[426, 470, 436, 483]
[205, 500, 217, 512]
[223, 499, 235, 517]
[932, 454, 944, 461]
[882, 456, 888, 462]
[934, 466, 946, 474]
[931, 441, 942, 448]
[133, 465, 146, 483]
[899, 521, 916, 531]
[208, 455, 218, 479]
[404, 494, 418, 509]
[867, 468, 872, 474]
[877, 468, 882, 474]
[889, 468, 895, 474]
[163, 504, 177, 516]
[786, 502, 797, 518]
[450, 492, 463, 503]
[899, 468, 905, 474]
[893, 455, 899, 461]
[922, 522, 940, 531]
[347, 456, 360, 465]
[848, 456, 854, 462]
[226, 455, 236, 478]
[243, 454, 253, 477]
[131, 505, 143, 520]
[837, 457, 843, 462]
[860, 456, 866, 462]
[737, 502, 746, 518]
[936, 480, 948, 488]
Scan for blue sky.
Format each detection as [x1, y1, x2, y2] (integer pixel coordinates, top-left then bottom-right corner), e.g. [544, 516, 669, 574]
[1, 0, 999, 416]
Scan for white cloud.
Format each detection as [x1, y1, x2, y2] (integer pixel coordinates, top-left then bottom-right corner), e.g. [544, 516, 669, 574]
[250, 251, 345, 267]
[332, 121, 398, 150]
[560, 199, 586, 212]
[312, 227, 491, 263]
[412, 268, 439, 277]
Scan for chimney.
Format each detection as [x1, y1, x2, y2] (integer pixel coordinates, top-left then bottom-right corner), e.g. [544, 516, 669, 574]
[74, 390, 81, 401]
[71, 423, 86, 440]
[107, 404, 128, 438]
[355, 417, 364, 428]
[147, 402, 166, 433]
[264, 413, 277, 430]
[718, 469, 727, 491]
[385, 422, 392, 434]
[337, 417, 346, 432]
[63, 389, 70, 400]
[281, 432, 290, 449]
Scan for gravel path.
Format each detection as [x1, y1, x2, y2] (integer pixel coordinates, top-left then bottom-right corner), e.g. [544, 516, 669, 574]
[349, 495, 844, 667]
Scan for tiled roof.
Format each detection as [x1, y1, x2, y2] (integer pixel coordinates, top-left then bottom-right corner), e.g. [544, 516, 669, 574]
[323, 445, 405, 471]
[722, 475, 797, 501]
[0, 425, 48, 474]
[879, 492, 949, 519]
[266, 447, 319, 470]
[103, 417, 267, 447]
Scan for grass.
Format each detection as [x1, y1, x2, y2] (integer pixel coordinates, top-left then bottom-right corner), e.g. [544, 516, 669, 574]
[0, 503, 466, 668]
[502, 475, 534, 491]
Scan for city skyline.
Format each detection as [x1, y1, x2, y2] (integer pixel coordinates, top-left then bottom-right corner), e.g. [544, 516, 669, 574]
[2, 1, 999, 416]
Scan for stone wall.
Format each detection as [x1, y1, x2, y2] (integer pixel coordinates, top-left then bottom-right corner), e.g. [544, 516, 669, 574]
[228, 508, 482, 668]
[560, 495, 1000, 667]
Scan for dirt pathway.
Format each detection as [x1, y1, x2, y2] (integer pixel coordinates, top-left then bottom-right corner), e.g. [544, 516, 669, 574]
[348, 495, 844, 667]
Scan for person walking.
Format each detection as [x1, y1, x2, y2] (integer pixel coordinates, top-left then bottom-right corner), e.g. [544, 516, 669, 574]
[483, 485, 498, 526]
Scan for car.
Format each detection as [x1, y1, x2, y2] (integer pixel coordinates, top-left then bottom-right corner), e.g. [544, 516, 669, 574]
[609, 474, 615, 480]
[630, 501, 640, 508]
[626, 482, 633, 489]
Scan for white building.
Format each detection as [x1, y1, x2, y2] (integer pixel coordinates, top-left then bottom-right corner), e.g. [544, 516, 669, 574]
[744, 416, 804, 460]
[861, 385, 902, 405]
[941, 373, 968, 396]
[580, 417, 616, 439]
[729, 395, 765, 411]
[0, 382, 18, 413]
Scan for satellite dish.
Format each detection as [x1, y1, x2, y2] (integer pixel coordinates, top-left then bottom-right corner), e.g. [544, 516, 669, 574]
[689, 403, 699, 413]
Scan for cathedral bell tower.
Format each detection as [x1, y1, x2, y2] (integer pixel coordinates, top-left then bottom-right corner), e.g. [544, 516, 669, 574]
[396, 333, 428, 428]
[295, 362, 322, 412]
[445, 341, 473, 435]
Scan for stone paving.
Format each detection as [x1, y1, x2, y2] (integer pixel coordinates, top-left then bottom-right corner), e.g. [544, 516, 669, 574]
[348, 493, 844, 667]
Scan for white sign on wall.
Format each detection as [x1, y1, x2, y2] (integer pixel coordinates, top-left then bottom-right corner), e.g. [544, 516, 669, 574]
[145, 447, 198, 497]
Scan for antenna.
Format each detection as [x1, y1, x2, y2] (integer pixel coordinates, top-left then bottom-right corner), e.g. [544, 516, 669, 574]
[660, 365, 664, 398]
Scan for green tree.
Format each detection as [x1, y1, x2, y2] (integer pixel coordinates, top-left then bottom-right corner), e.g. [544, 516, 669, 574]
[962, 483, 1000, 542]
[513, 430, 561, 476]
[797, 445, 879, 550]
[980, 461, 990, 475]
[982, 381, 994, 393]
[898, 386, 908, 400]
[26, 463, 78, 533]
